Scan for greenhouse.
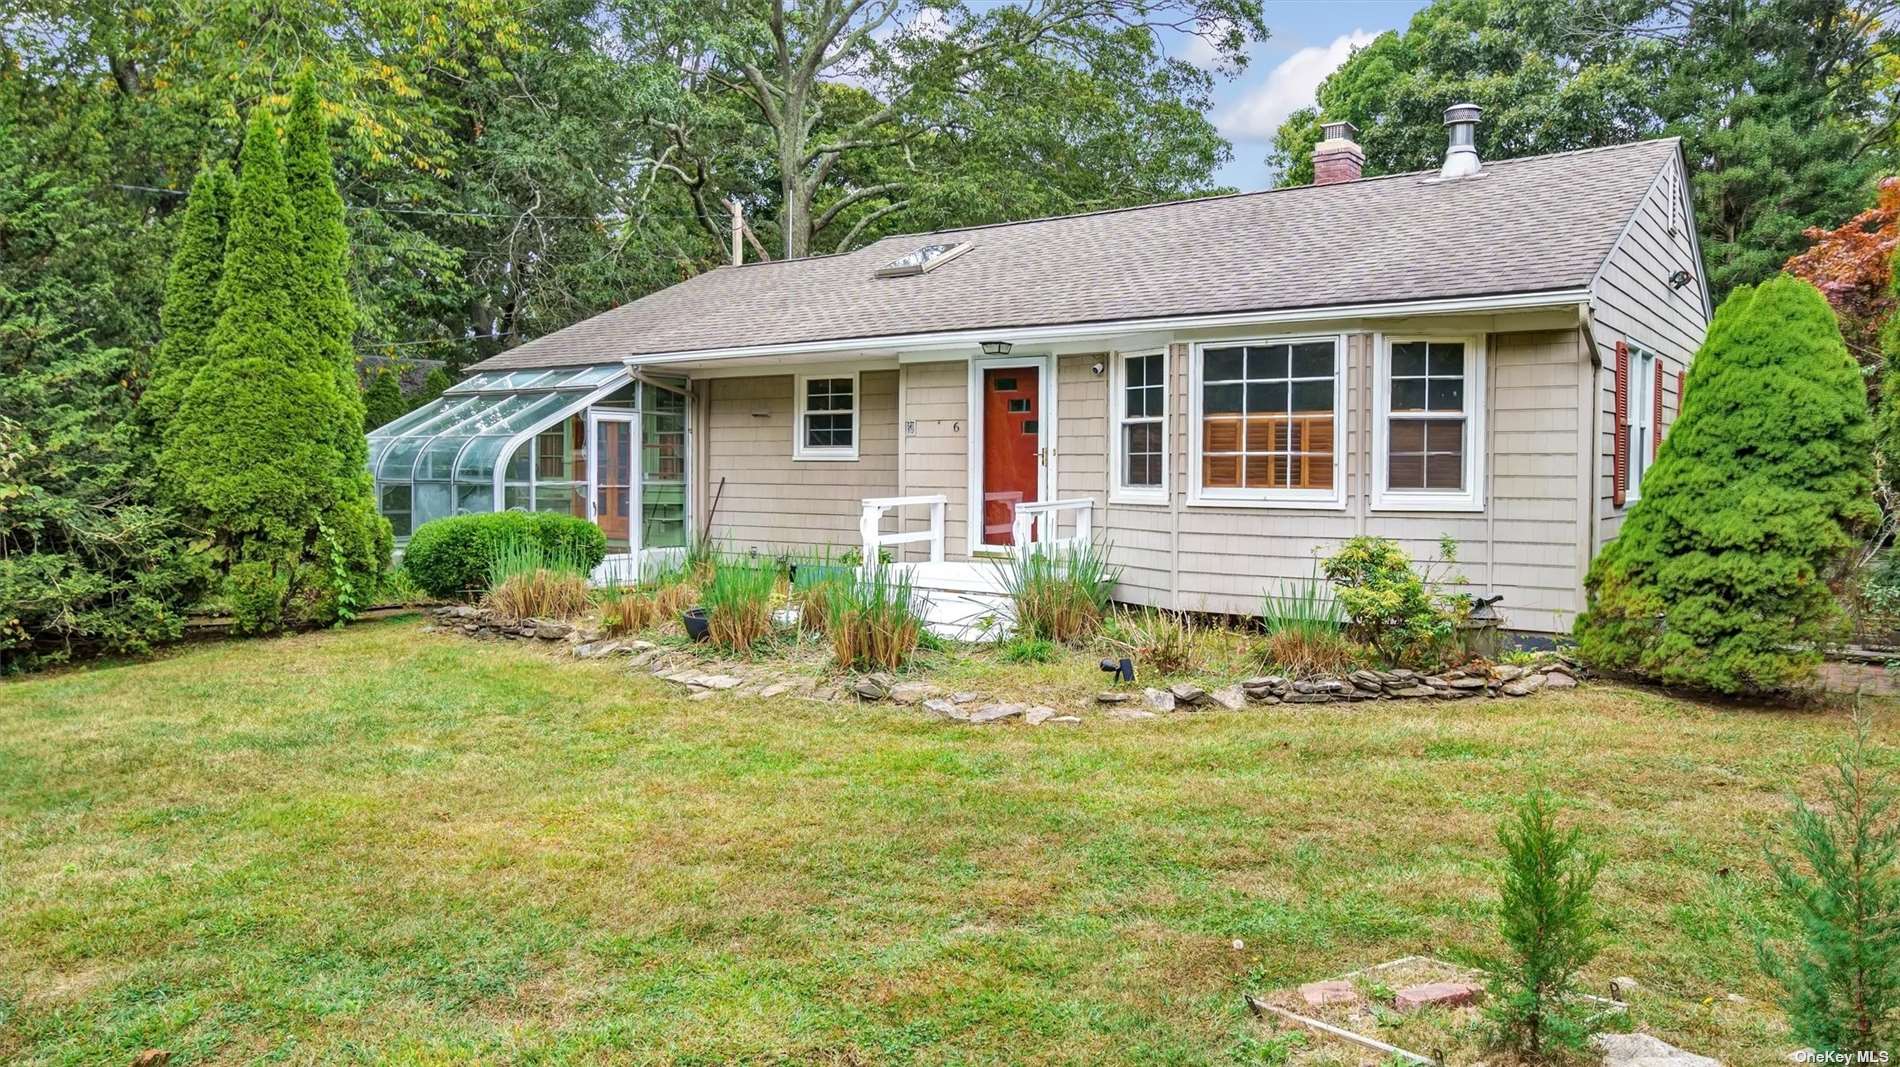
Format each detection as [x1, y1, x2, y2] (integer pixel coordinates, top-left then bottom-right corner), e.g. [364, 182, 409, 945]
[367, 365, 690, 575]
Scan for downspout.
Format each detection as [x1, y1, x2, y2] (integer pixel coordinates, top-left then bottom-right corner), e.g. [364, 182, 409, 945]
[1576, 302, 1603, 623]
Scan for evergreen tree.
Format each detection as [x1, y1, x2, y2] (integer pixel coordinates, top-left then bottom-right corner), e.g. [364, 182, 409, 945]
[285, 72, 366, 449]
[1760, 710, 1900, 1054]
[162, 105, 384, 624]
[1485, 785, 1604, 1057]
[1576, 275, 1878, 692]
[0, 113, 203, 669]
[413, 366, 452, 408]
[141, 161, 233, 442]
[362, 367, 405, 431]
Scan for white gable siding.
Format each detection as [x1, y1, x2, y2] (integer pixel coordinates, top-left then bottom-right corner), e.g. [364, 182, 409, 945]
[1589, 150, 1710, 550]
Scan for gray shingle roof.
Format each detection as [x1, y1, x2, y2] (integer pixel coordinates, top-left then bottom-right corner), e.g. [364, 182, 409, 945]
[471, 138, 1679, 371]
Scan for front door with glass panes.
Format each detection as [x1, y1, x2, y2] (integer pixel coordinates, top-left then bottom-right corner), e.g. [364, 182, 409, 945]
[580, 379, 688, 562]
[588, 411, 635, 554]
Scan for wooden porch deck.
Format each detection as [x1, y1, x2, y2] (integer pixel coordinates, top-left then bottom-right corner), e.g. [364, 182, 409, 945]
[892, 560, 1014, 643]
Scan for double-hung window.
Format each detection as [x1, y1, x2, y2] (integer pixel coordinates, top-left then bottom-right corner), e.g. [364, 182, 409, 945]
[794, 372, 858, 460]
[1374, 335, 1484, 511]
[1113, 350, 1167, 501]
[1627, 345, 1656, 501]
[1192, 336, 1342, 507]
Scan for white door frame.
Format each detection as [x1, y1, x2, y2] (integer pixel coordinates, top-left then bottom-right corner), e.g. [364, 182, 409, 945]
[965, 354, 1057, 555]
[587, 408, 639, 565]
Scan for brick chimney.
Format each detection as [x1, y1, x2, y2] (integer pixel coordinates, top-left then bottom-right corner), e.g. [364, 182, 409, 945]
[1312, 121, 1363, 185]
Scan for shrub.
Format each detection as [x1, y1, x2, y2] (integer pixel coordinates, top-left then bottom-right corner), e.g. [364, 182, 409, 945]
[402, 512, 606, 599]
[1110, 609, 1199, 677]
[1758, 710, 1900, 1054]
[1576, 276, 1877, 693]
[999, 635, 1059, 663]
[701, 555, 778, 651]
[826, 568, 925, 671]
[140, 160, 232, 441]
[596, 582, 660, 635]
[1485, 784, 1604, 1058]
[1321, 535, 1467, 667]
[996, 541, 1118, 643]
[482, 538, 590, 622]
[1259, 577, 1357, 677]
[226, 560, 289, 636]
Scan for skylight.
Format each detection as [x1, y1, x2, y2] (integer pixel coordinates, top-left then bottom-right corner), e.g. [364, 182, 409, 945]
[875, 241, 972, 278]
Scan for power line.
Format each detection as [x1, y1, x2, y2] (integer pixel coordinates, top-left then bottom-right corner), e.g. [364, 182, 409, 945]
[111, 182, 702, 225]
[355, 333, 520, 352]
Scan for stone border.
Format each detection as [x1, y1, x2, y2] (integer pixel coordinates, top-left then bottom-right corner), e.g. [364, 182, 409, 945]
[425, 606, 1586, 723]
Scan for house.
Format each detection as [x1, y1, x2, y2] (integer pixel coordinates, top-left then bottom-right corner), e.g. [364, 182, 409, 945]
[369, 107, 1709, 636]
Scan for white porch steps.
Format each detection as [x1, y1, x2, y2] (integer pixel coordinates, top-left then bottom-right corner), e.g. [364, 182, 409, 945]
[896, 561, 1014, 643]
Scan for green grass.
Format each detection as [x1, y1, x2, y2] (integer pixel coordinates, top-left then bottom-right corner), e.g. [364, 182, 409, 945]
[0, 616, 1879, 1064]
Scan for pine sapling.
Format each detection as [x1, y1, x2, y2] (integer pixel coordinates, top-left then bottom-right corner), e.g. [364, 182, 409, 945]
[1759, 709, 1900, 1055]
[1487, 784, 1605, 1058]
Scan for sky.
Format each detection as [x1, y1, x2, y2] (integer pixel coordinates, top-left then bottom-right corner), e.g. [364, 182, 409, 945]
[1193, 0, 1429, 190]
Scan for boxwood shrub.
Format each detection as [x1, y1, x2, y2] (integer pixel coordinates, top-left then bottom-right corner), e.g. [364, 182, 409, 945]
[402, 512, 607, 599]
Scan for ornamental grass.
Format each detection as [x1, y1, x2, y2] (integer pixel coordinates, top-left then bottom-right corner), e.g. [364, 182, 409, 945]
[1258, 576, 1358, 677]
[701, 555, 779, 652]
[995, 541, 1118, 643]
[483, 538, 591, 623]
[825, 568, 925, 671]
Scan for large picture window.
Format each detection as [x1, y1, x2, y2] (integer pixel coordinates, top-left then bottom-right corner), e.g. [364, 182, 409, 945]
[1112, 350, 1167, 501]
[1374, 335, 1484, 511]
[795, 372, 858, 460]
[1192, 337, 1341, 507]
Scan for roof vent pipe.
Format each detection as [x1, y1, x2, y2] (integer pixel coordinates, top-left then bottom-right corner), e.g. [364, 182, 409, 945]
[1440, 103, 1482, 179]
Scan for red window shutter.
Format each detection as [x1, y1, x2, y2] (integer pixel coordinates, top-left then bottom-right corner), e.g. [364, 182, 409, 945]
[1653, 356, 1664, 460]
[1612, 341, 1629, 507]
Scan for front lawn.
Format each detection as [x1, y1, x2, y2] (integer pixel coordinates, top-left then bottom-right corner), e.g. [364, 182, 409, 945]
[0, 617, 1868, 1064]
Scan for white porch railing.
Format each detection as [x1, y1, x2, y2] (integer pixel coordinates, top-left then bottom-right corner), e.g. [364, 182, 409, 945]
[1011, 498, 1094, 555]
[858, 494, 946, 578]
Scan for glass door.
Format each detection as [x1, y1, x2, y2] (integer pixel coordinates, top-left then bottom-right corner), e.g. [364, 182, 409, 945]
[588, 411, 635, 555]
[639, 380, 689, 550]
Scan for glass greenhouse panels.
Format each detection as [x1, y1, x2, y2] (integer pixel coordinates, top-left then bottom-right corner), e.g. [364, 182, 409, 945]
[367, 368, 632, 540]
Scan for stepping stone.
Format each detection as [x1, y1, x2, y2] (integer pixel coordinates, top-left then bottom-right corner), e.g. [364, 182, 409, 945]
[1298, 980, 1360, 1008]
[888, 682, 934, 705]
[1024, 706, 1057, 725]
[1392, 981, 1482, 1011]
[923, 698, 971, 721]
[969, 702, 1024, 724]
[1591, 1033, 1721, 1067]
[700, 675, 743, 690]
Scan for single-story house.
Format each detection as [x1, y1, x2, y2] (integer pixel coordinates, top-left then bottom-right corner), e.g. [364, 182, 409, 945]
[369, 107, 1709, 636]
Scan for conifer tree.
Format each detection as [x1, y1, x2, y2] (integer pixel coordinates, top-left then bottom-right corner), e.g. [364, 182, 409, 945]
[1486, 785, 1603, 1057]
[361, 367, 405, 431]
[1575, 275, 1877, 693]
[162, 107, 355, 573]
[141, 161, 233, 441]
[414, 366, 452, 407]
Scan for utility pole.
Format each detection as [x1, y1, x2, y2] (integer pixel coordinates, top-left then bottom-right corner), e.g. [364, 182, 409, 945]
[727, 198, 743, 266]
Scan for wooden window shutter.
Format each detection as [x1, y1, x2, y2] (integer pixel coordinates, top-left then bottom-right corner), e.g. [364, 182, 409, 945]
[1653, 356, 1664, 460]
[1612, 341, 1629, 507]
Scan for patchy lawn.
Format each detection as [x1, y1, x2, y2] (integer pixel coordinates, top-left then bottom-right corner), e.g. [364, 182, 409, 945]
[0, 616, 1872, 1064]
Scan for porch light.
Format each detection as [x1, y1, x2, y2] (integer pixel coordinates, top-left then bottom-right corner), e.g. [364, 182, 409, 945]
[980, 340, 1013, 356]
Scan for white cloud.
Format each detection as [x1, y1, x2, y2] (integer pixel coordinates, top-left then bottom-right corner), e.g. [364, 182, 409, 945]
[1178, 19, 1236, 70]
[1217, 30, 1377, 141]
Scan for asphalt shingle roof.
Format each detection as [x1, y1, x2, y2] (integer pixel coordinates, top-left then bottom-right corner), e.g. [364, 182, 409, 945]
[470, 137, 1679, 371]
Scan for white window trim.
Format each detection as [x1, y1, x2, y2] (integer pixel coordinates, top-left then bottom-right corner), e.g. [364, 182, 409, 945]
[964, 354, 1056, 555]
[1187, 334, 1347, 510]
[793, 370, 859, 461]
[1628, 345, 1656, 503]
[1109, 348, 1168, 505]
[1371, 333, 1486, 512]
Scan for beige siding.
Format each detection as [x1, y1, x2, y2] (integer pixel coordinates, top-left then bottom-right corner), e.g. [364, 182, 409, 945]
[885, 332, 1589, 632]
[1590, 150, 1710, 548]
[700, 370, 898, 554]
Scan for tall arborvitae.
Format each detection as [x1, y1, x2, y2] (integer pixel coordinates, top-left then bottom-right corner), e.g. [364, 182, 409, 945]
[1576, 275, 1877, 693]
[161, 107, 356, 576]
[361, 367, 405, 432]
[141, 161, 233, 441]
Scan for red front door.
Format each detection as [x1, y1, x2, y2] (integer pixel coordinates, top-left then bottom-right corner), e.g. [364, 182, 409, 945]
[982, 366, 1041, 546]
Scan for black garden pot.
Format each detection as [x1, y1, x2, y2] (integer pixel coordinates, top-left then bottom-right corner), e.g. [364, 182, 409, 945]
[682, 606, 710, 642]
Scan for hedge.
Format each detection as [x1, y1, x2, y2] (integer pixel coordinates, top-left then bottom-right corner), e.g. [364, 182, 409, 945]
[402, 512, 607, 599]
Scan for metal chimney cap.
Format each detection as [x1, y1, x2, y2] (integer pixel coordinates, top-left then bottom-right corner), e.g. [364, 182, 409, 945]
[1320, 119, 1359, 142]
[1443, 102, 1483, 126]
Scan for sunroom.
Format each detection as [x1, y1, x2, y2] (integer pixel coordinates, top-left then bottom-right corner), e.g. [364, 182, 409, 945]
[366, 365, 690, 579]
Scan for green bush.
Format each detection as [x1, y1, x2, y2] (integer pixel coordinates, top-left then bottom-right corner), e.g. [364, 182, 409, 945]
[1320, 535, 1467, 667]
[1485, 784, 1605, 1057]
[226, 560, 289, 636]
[401, 512, 607, 599]
[994, 540, 1119, 643]
[1575, 276, 1877, 693]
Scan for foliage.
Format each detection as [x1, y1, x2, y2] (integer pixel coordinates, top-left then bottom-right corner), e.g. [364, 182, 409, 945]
[1269, 0, 1899, 299]
[0, 110, 204, 670]
[596, 581, 661, 635]
[701, 555, 779, 652]
[1576, 276, 1877, 693]
[482, 537, 592, 623]
[401, 512, 606, 599]
[1785, 177, 1900, 366]
[995, 541, 1119, 644]
[361, 368, 406, 432]
[414, 367, 452, 407]
[1258, 577, 1357, 677]
[140, 161, 233, 442]
[825, 567, 926, 672]
[1758, 710, 1900, 1054]
[159, 103, 388, 616]
[999, 635, 1060, 664]
[1321, 536, 1468, 667]
[1485, 784, 1605, 1058]
[791, 558, 856, 636]
[1108, 609, 1200, 677]
[225, 560, 289, 636]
